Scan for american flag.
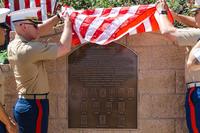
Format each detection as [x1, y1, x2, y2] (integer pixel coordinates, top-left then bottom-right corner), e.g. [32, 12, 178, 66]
[62, 4, 173, 45]
[4, 0, 58, 30]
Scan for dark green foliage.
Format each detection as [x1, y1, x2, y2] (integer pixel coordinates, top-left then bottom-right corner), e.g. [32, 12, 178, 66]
[167, 0, 191, 27]
[59, 0, 189, 27]
[59, 0, 158, 9]
[0, 0, 192, 27]
[59, 0, 187, 10]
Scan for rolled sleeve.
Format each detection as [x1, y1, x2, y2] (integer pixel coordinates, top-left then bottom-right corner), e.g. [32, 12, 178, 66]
[27, 42, 58, 63]
[172, 28, 200, 46]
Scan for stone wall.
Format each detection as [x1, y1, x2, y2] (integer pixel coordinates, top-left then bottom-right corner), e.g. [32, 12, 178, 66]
[0, 32, 187, 133]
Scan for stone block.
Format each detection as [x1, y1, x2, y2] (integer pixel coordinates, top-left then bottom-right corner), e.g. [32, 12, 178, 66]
[80, 129, 108, 133]
[127, 32, 172, 47]
[132, 47, 153, 70]
[129, 130, 142, 133]
[56, 72, 66, 94]
[0, 68, 4, 82]
[173, 95, 185, 118]
[77, 130, 132, 133]
[66, 126, 138, 133]
[4, 73, 17, 95]
[66, 129, 80, 133]
[0, 70, 5, 104]
[175, 70, 186, 94]
[57, 96, 67, 118]
[111, 130, 133, 133]
[48, 119, 67, 133]
[138, 70, 176, 94]
[56, 56, 67, 72]
[139, 94, 185, 118]
[103, 130, 120, 133]
[48, 72, 58, 94]
[151, 46, 185, 70]
[49, 95, 58, 118]
[48, 72, 66, 95]
[140, 119, 174, 133]
[139, 94, 153, 118]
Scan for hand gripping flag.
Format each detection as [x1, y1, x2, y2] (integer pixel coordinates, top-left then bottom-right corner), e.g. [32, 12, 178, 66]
[62, 4, 173, 45]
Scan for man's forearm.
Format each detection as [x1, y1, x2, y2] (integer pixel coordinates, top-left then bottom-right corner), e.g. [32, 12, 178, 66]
[57, 20, 72, 58]
[173, 13, 198, 28]
[159, 14, 176, 34]
[38, 15, 60, 37]
[60, 21, 72, 47]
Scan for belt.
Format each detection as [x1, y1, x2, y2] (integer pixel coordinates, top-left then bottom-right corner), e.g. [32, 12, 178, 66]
[18, 93, 48, 99]
[187, 82, 200, 88]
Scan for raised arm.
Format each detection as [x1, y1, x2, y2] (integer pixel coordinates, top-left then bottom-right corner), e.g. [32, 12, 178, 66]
[156, 0, 177, 42]
[38, 14, 61, 37]
[156, 0, 200, 47]
[56, 15, 72, 58]
[171, 10, 198, 28]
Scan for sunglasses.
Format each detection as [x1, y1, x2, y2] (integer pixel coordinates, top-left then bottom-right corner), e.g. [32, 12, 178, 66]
[20, 22, 38, 29]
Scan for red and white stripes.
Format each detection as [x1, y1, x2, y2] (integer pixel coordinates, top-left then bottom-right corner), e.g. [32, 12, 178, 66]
[62, 4, 173, 45]
[4, 0, 57, 30]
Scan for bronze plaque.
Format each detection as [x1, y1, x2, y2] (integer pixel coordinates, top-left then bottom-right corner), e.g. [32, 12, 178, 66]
[68, 43, 137, 128]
